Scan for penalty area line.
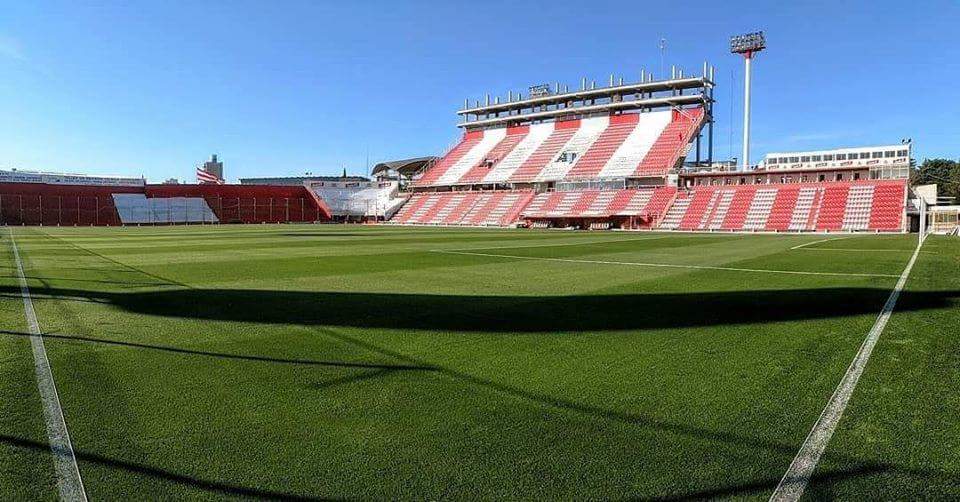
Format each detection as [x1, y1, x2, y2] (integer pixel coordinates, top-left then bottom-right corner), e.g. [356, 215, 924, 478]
[769, 237, 924, 502]
[436, 235, 668, 252]
[8, 229, 87, 502]
[431, 249, 900, 279]
[789, 236, 855, 250]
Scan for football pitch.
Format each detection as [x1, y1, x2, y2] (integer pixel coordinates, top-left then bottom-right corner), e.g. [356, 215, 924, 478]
[1, 224, 957, 500]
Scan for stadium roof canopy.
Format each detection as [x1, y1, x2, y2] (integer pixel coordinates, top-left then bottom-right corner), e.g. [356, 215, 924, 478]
[240, 175, 369, 185]
[371, 156, 437, 177]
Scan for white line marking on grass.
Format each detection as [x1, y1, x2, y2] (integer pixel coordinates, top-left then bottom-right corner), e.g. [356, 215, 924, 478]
[432, 250, 900, 278]
[769, 239, 924, 502]
[794, 248, 913, 253]
[8, 230, 88, 502]
[789, 236, 855, 250]
[438, 235, 668, 252]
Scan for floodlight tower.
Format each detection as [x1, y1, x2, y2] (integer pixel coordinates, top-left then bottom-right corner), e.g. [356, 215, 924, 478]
[730, 31, 765, 170]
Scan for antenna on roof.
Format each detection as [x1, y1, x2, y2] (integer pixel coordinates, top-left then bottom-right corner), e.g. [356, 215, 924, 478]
[659, 37, 667, 79]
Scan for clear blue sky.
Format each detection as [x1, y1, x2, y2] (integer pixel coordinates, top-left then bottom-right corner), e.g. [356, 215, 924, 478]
[1, 1, 957, 182]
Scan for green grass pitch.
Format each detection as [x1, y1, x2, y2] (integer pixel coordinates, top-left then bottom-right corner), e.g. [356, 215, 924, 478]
[1, 225, 957, 500]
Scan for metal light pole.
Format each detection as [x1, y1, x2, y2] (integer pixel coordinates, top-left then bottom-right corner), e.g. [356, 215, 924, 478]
[730, 31, 766, 170]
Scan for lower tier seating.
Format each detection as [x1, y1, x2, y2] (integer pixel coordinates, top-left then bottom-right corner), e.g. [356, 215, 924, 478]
[310, 181, 405, 218]
[114, 194, 218, 224]
[521, 187, 676, 228]
[658, 180, 906, 232]
[387, 190, 534, 226]
[0, 182, 330, 226]
[388, 180, 907, 232]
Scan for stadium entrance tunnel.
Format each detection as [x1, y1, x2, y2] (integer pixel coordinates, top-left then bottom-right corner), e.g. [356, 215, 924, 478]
[2, 286, 957, 332]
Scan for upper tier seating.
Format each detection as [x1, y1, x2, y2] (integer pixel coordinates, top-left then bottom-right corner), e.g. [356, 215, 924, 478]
[657, 180, 906, 232]
[534, 116, 610, 181]
[414, 108, 704, 187]
[508, 120, 582, 183]
[635, 108, 705, 177]
[457, 126, 529, 184]
[480, 122, 554, 184]
[414, 130, 483, 186]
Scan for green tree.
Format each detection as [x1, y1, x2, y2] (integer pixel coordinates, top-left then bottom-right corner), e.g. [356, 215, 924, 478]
[912, 158, 960, 203]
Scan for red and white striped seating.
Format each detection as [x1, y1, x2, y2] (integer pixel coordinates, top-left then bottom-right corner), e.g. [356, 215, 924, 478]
[521, 186, 676, 226]
[656, 180, 906, 232]
[388, 190, 534, 226]
[413, 108, 704, 187]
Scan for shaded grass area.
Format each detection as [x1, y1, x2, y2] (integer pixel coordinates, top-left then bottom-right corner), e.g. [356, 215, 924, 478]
[0, 234, 57, 500]
[5, 225, 957, 499]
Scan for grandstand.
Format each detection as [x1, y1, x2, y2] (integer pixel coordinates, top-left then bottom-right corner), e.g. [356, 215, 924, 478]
[382, 65, 914, 233]
[307, 179, 406, 221]
[0, 182, 331, 226]
[657, 180, 907, 232]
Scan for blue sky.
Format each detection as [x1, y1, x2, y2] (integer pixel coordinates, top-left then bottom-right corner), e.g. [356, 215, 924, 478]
[1, 1, 957, 182]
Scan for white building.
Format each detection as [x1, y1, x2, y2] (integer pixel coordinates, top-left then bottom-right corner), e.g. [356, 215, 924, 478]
[0, 168, 145, 187]
[761, 144, 911, 180]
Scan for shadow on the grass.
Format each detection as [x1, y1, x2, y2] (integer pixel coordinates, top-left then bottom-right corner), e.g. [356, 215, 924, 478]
[2, 431, 956, 500]
[0, 285, 956, 332]
[0, 434, 330, 501]
[0, 330, 435, 372]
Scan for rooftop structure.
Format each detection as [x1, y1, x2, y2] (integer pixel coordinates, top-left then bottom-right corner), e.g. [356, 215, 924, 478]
[240, 175, 369, 186]
[762, 144, 911, 179]
[0, 168, 144, 187]
[458, 67, 714, 133]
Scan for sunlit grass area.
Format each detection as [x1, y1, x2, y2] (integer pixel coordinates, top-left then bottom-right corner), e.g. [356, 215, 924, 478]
[1, 224, 956, 499]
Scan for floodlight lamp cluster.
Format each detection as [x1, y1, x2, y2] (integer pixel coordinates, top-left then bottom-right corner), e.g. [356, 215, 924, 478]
[730, 31, 766, 54]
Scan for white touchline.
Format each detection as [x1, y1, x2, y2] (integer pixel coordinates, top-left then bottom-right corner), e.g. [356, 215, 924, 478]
[789, 236, 856, 250]
[9, 230, 88, 502]
[769, 238, 924, 502]
[432, 249, 900, 279]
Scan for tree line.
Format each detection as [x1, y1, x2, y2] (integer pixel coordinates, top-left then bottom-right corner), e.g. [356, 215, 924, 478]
[912, 158, 960, 203]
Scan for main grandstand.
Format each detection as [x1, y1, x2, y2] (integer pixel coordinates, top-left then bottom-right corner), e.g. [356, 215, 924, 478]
[381, 67, 912, 233]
